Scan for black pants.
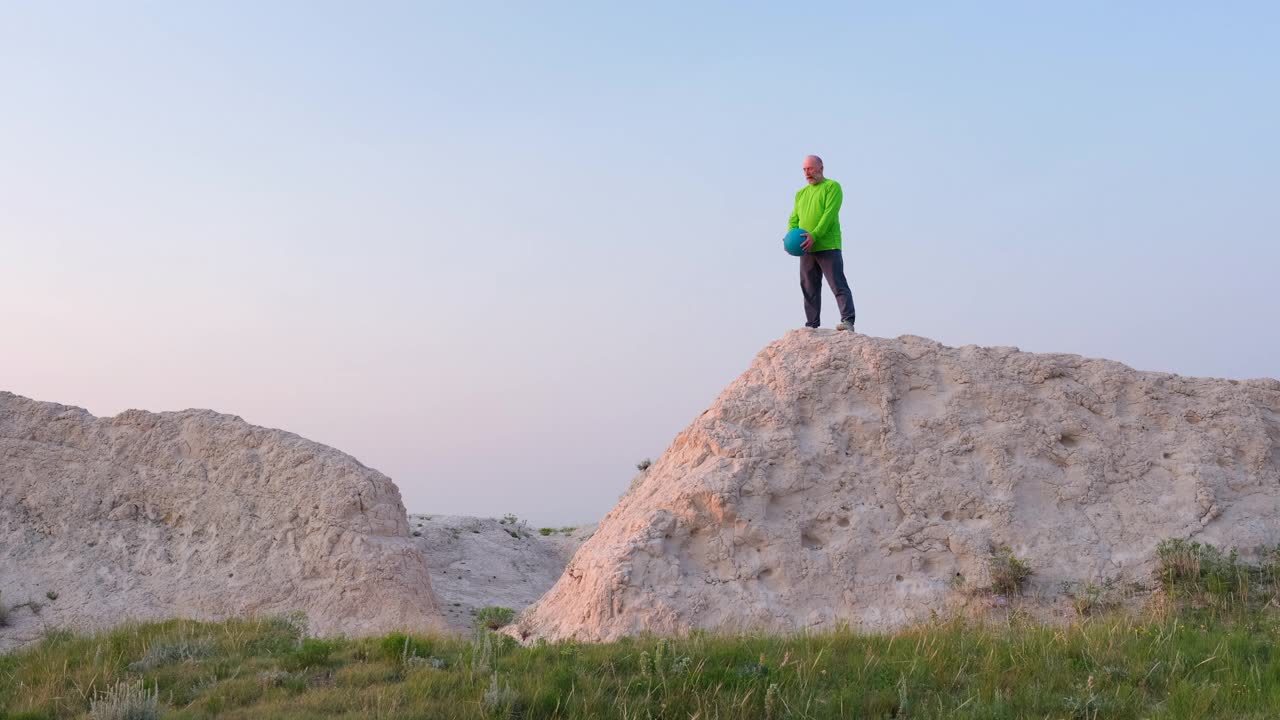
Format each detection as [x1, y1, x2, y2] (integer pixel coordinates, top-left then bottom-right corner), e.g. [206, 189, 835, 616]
[800, 249, 856, 328]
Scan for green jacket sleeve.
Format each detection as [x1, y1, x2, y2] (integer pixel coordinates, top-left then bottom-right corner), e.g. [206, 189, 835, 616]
[809, 182, 842, 241]
[787, 194, 800, 230]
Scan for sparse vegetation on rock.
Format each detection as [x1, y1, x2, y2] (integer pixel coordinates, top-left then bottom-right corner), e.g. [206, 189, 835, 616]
[473, 606, 516, 632]
[988, 544, 1033, 596]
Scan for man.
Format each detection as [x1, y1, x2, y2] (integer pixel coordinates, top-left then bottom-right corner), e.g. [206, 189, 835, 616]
[788, 155, 856, 331]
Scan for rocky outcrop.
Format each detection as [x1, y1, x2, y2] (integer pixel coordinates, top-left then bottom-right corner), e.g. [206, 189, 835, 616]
[0, 392, 443, 649]
[410, 514, 594, 631]
[518, 331, 1280, 641]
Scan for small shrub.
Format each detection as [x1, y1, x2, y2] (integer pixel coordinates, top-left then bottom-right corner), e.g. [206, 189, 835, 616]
[764, 682, 781, 720]
[1157, 538, 1213, 588]
[266, 610, 309, 643]
[128, 637, 215, 671]
[406, 655, 447, 670]
[640, 637, 686, 679]
[45, 590, 58, 601]
[473, 606, 516, 632]
[258, 669, 291, 687]
[636, 458, 652, 472]
[539, 527, 554, 536]
[1062, 674, 1109, 718]
[379, 632, 434, 663]
[482, 672, 520, 716]
[470, 629, 516, 673]
[735, 653, 771, 679]
[283, 638, 338, 671]
[655, 637, 671, 669]
[281, 673, 308, 694]
[499, 513, 519, 525]
[89, 679, 159, 720]
[472, 631, 496, 673]
[1064, 579, 1122, 617]
[244, 615, 306, 656]
[989, 545, 1032, 595]
[1154, 538, 1280, 609]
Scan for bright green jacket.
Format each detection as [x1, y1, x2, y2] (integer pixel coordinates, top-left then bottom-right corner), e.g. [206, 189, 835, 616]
[787, 179, 843, 252]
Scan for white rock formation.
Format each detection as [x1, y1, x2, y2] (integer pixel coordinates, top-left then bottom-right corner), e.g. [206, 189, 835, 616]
[409, 514, 593, 631]
[519, 331, 1280, 641]
[0, 392, 443, 649]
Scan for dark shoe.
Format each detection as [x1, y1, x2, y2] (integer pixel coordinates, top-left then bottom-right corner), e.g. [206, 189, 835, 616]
[836, 320, 855, 332]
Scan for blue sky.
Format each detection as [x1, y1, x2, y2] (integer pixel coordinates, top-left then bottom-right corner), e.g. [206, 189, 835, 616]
[2, 2, 1277, 525]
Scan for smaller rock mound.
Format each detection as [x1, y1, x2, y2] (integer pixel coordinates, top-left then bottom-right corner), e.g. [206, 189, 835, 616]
[0, 392, 444, 650]
[411, 514, 593, 631]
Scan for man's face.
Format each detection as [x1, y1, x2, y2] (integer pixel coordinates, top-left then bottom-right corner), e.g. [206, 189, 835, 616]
[803, 159, 823, 184]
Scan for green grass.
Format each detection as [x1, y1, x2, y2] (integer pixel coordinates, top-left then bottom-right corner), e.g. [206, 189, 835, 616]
[6, 611, 1280, 718]
[1156, 539, 1280, 608]
[473, 607, 516, 633]
[4, 543, 1280, 719]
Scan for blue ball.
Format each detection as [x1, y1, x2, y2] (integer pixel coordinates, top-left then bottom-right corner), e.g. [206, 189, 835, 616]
[783, 227, 809, 256]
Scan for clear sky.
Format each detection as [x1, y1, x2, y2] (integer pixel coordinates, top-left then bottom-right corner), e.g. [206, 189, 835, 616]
[3, 2, 1277, 526]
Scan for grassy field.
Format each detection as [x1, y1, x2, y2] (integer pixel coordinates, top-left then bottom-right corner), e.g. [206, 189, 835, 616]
[2, 539, 1278, 719]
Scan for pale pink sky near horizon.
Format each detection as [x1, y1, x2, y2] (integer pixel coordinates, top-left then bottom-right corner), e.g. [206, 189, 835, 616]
[3, 3, 1277, 526]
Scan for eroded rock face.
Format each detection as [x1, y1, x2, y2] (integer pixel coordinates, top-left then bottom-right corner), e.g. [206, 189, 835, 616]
[519, 331, 1280, 641]
[409, 514, 594, 631]
[0, 393, 443, 649]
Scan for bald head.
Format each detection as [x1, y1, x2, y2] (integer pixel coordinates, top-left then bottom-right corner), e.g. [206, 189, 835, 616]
[802, 155, 825, 185]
